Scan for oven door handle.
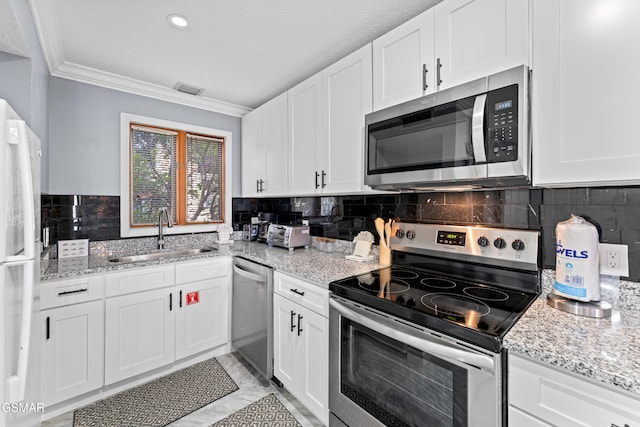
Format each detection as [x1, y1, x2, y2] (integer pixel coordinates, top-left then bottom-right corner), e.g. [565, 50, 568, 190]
[330, 299, 495, 372]
[471, 93, 487, 164]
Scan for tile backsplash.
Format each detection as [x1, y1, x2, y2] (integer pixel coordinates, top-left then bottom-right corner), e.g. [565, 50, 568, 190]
[42, 186, 640, 281]
[41, 195, 120, 244]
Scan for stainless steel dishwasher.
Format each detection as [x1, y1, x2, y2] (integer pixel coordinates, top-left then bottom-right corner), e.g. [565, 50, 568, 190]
[231, 256, 273, 382]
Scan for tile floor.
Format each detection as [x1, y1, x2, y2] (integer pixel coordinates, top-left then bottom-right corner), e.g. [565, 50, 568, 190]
[42, 352, 324, 427]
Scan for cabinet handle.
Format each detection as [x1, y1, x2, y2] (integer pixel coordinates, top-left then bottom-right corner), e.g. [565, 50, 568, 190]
[315, 171, 320, 189]
[179, 290, 182, 308]
[256, 179, 261, 193]
[437, 57, 443, 87]
[297, 314, 304, 336]
[57, 288, 88, 296]
[321, 170, 326, 188]
[169, 293, 173, 311]
[45, 316, 50, 340]
[422, 64, 428, 90]
[290, 310, 296, 332]
[290, 288, 305, 296]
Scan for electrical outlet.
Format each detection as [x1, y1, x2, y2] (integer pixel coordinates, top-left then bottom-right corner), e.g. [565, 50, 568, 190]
[599, 243, 629, 277]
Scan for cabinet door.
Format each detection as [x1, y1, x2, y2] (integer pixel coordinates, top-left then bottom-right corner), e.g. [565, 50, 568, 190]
[288, 73, 322, 194]
[41, 300, 104, 406]
[434, 0, 529, 90]
[321, 45, 373, 194]
[273, 293, 297, 390]
[509, 355, 640, 426]
[273, 293, 329, 425]
[297, 305, 329, 426]
[263, 93, 289, 195]
[372, 9, 434, 110]
[241, 107, 266, 197]
[104, 288, 175, 385]
[508, 406, 552, 427]
[175, 276, 229, 359]
[532, 0, 640, 186]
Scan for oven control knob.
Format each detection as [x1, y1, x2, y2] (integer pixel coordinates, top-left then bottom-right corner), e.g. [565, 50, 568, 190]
[395, 229, 405, 239]
[493, 237, 507, 249]
[406, 230, 416, 240]
[512, 239, 526, 251]
[477, 236, 490, 247]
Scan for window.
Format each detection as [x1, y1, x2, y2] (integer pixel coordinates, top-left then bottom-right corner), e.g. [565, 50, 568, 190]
[121, 113, 232, 238]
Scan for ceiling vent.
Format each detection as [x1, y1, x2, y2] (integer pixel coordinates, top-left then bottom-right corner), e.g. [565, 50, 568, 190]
[173, 82, 205, 96]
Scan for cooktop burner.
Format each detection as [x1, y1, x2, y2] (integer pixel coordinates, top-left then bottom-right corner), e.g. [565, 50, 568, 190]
[330, 222, 541, 352]
[335, 266, 533, 334]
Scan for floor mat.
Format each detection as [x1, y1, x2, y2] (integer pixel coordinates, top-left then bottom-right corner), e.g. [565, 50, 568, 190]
[73, 357, 238, 427]
[210, 393, 302, 427]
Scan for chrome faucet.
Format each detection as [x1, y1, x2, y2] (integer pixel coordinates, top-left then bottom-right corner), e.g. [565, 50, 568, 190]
[157, 207, 173, 249]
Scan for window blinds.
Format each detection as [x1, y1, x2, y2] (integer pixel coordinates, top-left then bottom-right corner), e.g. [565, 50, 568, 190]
[130, 125, 177, 225]
[186, 133, 224, 223]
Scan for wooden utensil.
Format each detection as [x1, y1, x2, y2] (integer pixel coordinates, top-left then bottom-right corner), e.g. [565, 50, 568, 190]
[375, 217, 386, 248]
[384, 220, 392, 248]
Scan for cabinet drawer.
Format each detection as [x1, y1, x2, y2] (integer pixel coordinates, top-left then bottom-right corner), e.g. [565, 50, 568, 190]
[41, 274, 105, 309]
[105, 265, 174, 297]
[509, 355, 640, 426]
[274, 271, 329, 317]
[175, 257, 230, 284]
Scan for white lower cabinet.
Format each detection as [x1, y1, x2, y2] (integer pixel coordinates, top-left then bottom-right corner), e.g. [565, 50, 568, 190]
[40, 257, 231, 413]
[175, 259, 230, 359]
[273, 272, 329, 425]
[41, 299, 104, 406]
[105, 259, 231, 385]
[508, 354, 640, 426]
[104, 287, 175, 385]
[40, 274, 105, 407]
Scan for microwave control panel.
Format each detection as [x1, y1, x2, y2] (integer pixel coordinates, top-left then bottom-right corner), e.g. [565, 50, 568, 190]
[486, 84, 518, 163]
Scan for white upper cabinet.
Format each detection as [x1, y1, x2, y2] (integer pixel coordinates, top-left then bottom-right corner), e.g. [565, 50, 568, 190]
[288, 45, 373, 195]
[320, 44, 373, 194]
[288, 73, 323, 195]
[372, 9, 435, 110]
[241, 93, 288, 197]
[434, 0, 529, 90]
[373, 0, 529, 111]
[532, 0, 640, 187]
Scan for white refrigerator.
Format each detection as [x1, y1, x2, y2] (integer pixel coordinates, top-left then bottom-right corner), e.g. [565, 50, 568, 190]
[0, 99, 41, 427]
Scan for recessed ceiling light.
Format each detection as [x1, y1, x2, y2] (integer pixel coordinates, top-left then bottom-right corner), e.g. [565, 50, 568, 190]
[168, 14, 189, 28]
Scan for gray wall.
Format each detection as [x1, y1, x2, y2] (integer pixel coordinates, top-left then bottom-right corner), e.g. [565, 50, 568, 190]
[48, 77, 242, 196]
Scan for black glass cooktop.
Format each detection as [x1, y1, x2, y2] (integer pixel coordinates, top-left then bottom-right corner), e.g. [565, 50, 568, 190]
[330, 265, 539, 352]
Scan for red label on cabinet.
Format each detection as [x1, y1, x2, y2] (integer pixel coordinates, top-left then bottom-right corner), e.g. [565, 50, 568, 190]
[186, 291, 199, 305]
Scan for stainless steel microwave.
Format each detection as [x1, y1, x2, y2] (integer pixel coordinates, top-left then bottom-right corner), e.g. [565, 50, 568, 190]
[365, 65, 530, 190]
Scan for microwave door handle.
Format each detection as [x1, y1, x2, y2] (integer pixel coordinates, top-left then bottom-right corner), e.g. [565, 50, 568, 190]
[471, 94, 487, 164]
[330, 299, 494, 372]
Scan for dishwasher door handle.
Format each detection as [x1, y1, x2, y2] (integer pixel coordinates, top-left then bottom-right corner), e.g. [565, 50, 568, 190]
[233, 264, 266, 284]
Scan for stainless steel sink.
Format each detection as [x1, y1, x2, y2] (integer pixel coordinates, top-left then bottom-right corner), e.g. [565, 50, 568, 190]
[108, 248, 215, 263]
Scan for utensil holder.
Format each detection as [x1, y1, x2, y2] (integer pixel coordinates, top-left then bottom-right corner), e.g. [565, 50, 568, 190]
[379, 245, 391, 266]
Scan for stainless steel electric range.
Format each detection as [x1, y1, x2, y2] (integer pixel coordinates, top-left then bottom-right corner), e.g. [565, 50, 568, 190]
[328, 222, 540, 427]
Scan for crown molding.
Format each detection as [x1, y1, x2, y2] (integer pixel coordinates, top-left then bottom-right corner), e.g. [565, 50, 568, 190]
[28, 0, 252, 118]
[54, 61, 251, 117]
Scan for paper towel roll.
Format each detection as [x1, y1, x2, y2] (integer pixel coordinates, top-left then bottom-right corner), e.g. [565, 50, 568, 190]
[554, 214, 600, 302]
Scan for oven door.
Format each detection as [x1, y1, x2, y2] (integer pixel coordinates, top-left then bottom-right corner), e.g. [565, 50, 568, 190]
[329, 297, 502, 427]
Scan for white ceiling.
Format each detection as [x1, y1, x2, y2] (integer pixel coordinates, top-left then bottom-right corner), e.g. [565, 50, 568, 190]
[28, 0, 440, 117]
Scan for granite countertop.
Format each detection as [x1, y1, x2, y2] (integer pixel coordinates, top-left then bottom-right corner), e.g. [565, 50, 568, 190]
[42, 236, 640, 399]
[42, 237, 381, 287]
[504, 270, 640, 398]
